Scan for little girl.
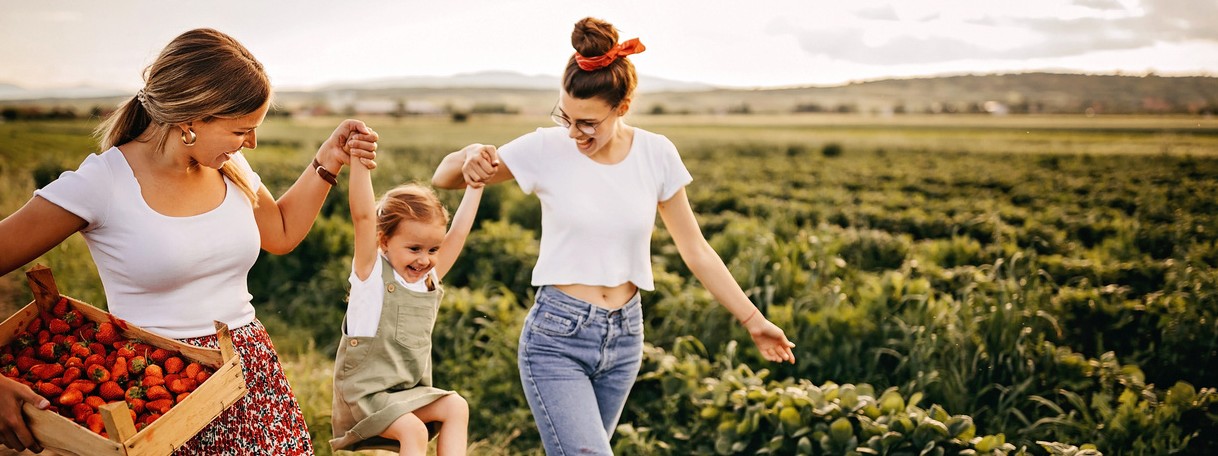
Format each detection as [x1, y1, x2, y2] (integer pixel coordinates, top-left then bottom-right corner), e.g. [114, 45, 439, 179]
[330, 143, 482, 456]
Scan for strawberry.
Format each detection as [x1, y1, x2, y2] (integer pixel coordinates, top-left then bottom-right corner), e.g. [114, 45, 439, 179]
[0, 353, 13, 365]
[99, 381, 124, 401]
[86, 364, 110, 383]
[169, 377, 191, 394]
[26, 317, 43, 333]
[71, 403, 93, 423]
[146, 385, 171, 401]
[65, 356, 85, 369]
[64, 309, 85, 329]
[57, 388, 83, 406]
[95, 322, 121, 345]
[129, 356, 147, 375]
[69, 342, 92, 358]
[128, 397, 146, 415]
[114, 342, 136, 359]
[68, 380, 96, 395]
[37, 330, 50, 345]
[142, 413, 161, 426]
[1, 365, 17, 378]
[110, 356, 129, 383]
[164, 357, 184, 375]
[86, 413, 105, 434]
[84, 353, 105, 367]
[149, 348, 171, 364]
[30, 363, 64, 381]
[175, 392, 190, 404]
[146, 399, 173, 415]
[52, 297, 70, 318]
[76, 325, 96, 342]
[16, 355, 39, 372]
[195, 370, 211, 383]
[125, 385, 145, 402]
[88, 342, 106, 356]
[183, 362, 202, 380]
[36, 382, 63, 397]
[144, 364, 163, 378]
[61, 366, 82, 383]
[48, 318, 71, 335]
[142, 374, 165, 387]
[84, 395, 106, 410]
[37, 342, 59, 361]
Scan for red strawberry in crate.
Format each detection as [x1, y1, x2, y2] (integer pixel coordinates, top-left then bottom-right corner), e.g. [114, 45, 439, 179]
[164, 357, 184, 375]
[26, 318, 43, 333]
[85, 413, 105, 434]
[52, 297, 69, 318]
[95, 322, 121, 345]
[16, 355, 39, 372]
[149, 348, 171, 364]
[129, 356, 147, 375]
[48, 318, 71, 335]
[86, 364, 110, 383]
[71, 403, 93, 423]
[83, 353, 104, 368]
[37, 342, 58, 361]
[63, 309, 85, 329]
[58, 388, 83, 406]
[84, 395, 105, 410]
[146, 399, 173, 415]
[69, 342, 91, 358]
[1, 365, 17, 378]
[61, 366, 82, 383]
[68, 380, 96, 395]
[99, 381, 124, 401]
[146, 385, 171, 401]
[30, 363, 64, 381]
[36, 382, 63, 397]
[0, 353, 13, 366]
[110, 357, 129, 383]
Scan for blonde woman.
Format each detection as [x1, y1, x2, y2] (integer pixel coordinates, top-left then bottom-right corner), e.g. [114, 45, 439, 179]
[0, 28, 378, 454]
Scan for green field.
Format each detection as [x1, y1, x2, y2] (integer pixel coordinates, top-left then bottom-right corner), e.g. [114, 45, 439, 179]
[2, 113, 1217, 455]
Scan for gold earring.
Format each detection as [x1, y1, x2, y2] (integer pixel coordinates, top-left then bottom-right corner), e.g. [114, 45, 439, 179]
[182, 128, 197, 146]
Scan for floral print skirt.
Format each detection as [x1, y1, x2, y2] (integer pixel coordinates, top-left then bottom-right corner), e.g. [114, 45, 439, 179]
[173, 319, 313, 455]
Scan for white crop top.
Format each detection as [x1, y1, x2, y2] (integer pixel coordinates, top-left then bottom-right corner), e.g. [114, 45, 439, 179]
[34, 148, 261, 338]
[498, 127, 692, 290]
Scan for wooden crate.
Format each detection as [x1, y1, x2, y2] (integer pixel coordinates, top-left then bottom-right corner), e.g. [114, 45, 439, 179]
[0, 265, 247, 456]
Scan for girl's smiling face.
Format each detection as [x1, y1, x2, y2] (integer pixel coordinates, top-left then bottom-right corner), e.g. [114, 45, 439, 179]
[380, 219, 447, 283]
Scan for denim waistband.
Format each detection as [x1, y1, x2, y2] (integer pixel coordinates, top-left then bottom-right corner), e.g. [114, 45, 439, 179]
[535, 285, 641, 322]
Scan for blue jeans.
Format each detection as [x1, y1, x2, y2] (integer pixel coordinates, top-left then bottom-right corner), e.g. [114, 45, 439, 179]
[518, 286, 645, 455]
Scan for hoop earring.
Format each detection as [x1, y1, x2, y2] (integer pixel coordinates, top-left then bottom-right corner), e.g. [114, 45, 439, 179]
[181, 128, 197, 147]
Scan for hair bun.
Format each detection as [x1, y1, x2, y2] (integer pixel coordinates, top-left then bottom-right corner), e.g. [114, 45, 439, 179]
[571, 17, 619, 57]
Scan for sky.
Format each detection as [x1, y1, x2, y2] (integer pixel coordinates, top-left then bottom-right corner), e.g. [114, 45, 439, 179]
[2, 0, 1217, 92]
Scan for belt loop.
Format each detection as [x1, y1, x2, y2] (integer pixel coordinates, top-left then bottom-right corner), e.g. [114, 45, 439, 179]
[587, 299, 598, 323]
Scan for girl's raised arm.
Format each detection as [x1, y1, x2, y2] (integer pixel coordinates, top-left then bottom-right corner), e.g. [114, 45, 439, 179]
[349, 144, 378, 282]
[434, 186, 484, 280]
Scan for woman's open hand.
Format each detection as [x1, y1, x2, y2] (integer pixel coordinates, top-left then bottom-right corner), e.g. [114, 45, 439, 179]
[744, 317, 796, 364]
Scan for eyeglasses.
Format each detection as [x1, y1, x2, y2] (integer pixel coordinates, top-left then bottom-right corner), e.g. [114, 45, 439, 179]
[550, 102, 616, 136]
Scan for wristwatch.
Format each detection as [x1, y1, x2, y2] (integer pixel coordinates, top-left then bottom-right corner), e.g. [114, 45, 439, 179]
[312, 158, 337, 186]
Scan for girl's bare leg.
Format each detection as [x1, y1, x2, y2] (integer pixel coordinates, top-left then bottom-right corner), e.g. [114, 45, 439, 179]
[412, 394, 469, 456]
[380, 412, 429, 456]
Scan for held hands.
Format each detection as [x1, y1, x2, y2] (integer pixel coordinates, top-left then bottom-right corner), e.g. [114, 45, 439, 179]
[0, 376, 49, 453]
[319, 119, 379, 172]
[744, 315, 797, 364]
[460, 143, 499, 188]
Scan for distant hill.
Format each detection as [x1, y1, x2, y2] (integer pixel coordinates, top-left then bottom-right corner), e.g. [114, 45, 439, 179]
[2, 72, 1215, 116]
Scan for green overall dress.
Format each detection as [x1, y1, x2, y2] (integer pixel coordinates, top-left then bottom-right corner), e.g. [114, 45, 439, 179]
[329, 257, 453, 452]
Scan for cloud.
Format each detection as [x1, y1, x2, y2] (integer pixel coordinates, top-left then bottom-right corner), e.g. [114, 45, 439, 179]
[779, 0, 1218, 65]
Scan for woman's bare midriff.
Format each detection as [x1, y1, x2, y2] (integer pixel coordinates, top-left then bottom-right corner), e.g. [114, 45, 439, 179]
[555, 283, 638, 310]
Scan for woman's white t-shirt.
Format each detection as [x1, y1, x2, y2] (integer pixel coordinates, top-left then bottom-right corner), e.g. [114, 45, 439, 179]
[498, 126, 692, 291]
[34, 148, 261, 338]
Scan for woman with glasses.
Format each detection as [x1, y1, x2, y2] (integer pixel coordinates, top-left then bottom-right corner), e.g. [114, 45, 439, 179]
[432, 17, 795, 455]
